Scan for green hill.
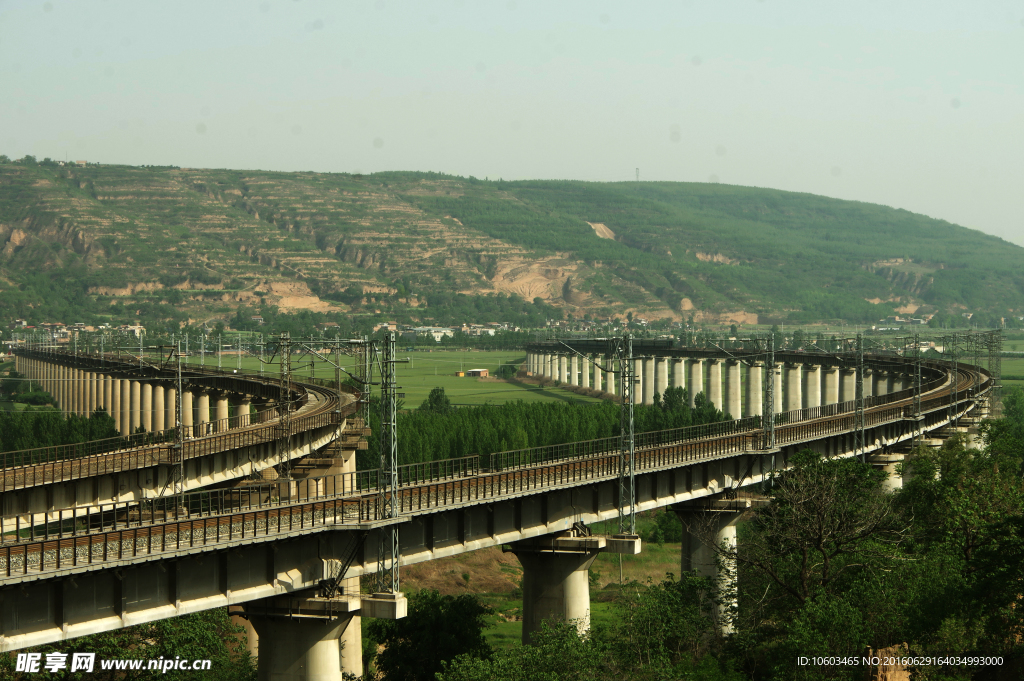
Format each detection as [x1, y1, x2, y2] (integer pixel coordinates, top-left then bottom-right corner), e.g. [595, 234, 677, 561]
[1, 158, 1021, 329]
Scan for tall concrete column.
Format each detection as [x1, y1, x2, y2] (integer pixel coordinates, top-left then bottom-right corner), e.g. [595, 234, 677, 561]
[75, 368, 84, 415]
[823, 366, 840, 405]
[111, 378, 121, 432]
[591, 355, 601, 392]
[581, 356, 590, 389]
[634, 359, 644, 404]
[513, 547, 599, 644]
[643, 357, 655, 405]
[708, 360, 723, 411]
[153, 384, 165, 432]
[725, 360, 741, 418]
[558, 355, 568, 383]
[570, 355, 579, 386]
[673, 358, 685, 391]
[604, 359, 615, 395]
[869, 452, 905, 492]
[890, 374, 903, 393]
[863, 369, 874, 398]
[784, 363, 802, 412]
[129, 380, 141, 434]
[85, 372, 95, 415]
[181, 390, 194, 435]
[687, 359, 704, 407]
[677, 508, 741, 634]
[165, 387, 177, 430]
[803, 365, 821, 409]
[745, 362, 763, 418]
[840, 368, 856, 403]
[141, 382, 153, 432]
[197, 391, 211, 434]
[250, 612, 362, 680]
[773, 363, 783, 413]
[873, 371, 887, 397]
[102, 375, 112, 414]
[120, 379, 131, 436]
[546, 354, 554, 379]
[655, 357, 669, 401]
[215, 394, 230, 431]
[235, 396, 252, 427]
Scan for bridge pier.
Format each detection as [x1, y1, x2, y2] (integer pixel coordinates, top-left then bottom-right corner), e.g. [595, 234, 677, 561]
[823, 365, 839, 405]
[673, 358, 685, 394]
[725, 360, 741, 418]
[783, 363, 801, 412]
[707, 359, 722, 411]
[604, 358, 614, 395]
[247, 594, 363, 681]
[745, 362, 763, 417]
[580, 355, 590, 388]
[676, 501, 751, 635]
[643, 357, 655, 405]
[688, 359, 703, 407]
[510, 531, 640, 645]
[803, 364, 821, 409]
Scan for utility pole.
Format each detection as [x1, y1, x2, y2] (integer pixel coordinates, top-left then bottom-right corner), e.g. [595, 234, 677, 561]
[376, 331, 401, 594]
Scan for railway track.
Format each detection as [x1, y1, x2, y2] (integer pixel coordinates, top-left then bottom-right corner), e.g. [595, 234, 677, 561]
[0, 362, 990, 580]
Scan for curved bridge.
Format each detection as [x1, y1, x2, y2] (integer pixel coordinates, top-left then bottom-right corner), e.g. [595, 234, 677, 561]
[0, 346, 995, 677]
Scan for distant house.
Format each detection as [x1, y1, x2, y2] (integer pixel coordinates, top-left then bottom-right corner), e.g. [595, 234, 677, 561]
[466, 369, 489, 377]
[250, 316, 264, 325]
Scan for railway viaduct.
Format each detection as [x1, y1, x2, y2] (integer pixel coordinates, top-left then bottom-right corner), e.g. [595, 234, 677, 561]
[0, 341, 995, 679]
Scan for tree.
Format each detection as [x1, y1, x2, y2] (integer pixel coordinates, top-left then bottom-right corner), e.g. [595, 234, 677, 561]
[367, 590, 491, 681]
[419, 386, 453, 413]
[721, 451, 907, 607]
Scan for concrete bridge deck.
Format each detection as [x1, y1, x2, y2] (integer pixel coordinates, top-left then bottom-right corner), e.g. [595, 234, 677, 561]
[0, 352, 990, 654]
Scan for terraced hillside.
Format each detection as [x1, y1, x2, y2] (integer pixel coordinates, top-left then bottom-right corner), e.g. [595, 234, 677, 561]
[1, 161, 1022, 328]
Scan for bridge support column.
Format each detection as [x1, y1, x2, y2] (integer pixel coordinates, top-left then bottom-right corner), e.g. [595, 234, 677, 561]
[102, 374, 112, 416]
[249, 604, 363, 681]
[890, 373, 903, 393]
[590, 355, 601, 392]
[215, 393, 230, 432]
[784, 363, 802, 413]
[688, 359, 704, 407]
[823, 366, 839, 405]
[643, 357, 655, 405]
[197, 392, 211, 435]
[708, 359, 723, 411]
[110, 377, 121, 432]
[181, 390, 194, 435]
[656, 357, 669, 401]
[581, 355, 590, 388]
[512, 544, 600, 644]
[141, 382, 153, 432]
[873, 371, 887, 397]
[559, 355, 567, 383]
[604, 358, 615, 395]
[676, 506, 742, 635]
[86, 371, 96, 416]
[868, 452, 904, 491]
[673, 358, 685, 391]
[165, 387, 176, 430]
[745, 362, 763, 418]
[803, 365, 821, 409]
[840, 368, 856, 403]
[863, 369, 874, 397]
[130, 380, 142, 434]
[570, 355, 579, 386]
[725, 360, 741, 418]
[120, 379, 131, 436]
[153, 384, 165, 432]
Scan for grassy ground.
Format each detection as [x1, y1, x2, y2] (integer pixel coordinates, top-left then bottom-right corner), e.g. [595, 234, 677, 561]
[171, 350, 603, 408]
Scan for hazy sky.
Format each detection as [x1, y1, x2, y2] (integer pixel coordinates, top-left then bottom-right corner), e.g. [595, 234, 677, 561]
[2, 1, 1022, 246]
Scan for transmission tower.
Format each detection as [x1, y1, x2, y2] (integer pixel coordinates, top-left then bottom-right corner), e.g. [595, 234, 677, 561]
[611, 334, 636, 535]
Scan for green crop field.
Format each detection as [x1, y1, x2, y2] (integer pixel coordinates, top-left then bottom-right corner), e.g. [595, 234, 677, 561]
[168, 350, 602, 408]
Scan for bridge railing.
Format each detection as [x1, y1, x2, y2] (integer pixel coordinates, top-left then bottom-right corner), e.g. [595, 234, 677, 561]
[397, 456, 479, 486]
[0, 468, 381, 547]
[488, 416, 762, 473]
